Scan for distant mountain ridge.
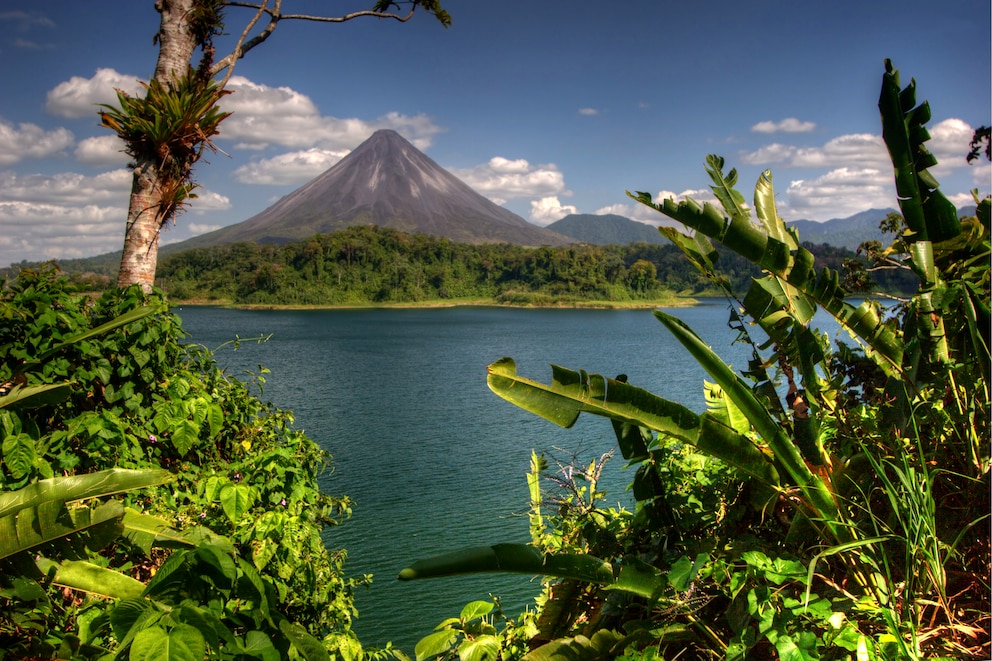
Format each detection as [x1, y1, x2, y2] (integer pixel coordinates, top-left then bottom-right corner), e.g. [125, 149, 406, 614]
[544, 209, 905, 250]
[545, 214, 668, 245]
[163, 129, 572, 255]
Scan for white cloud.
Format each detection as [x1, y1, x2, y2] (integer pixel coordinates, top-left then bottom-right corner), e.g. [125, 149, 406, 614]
[969, 162, 992, 191]
[0, 169, 131, 205]
[0, 119, 74, 165]
[452, 157, 570, 201]
[187, 189, 231, 213]
[183, 223, 224, 237]
[743, 133, 888, 169]
[744, 119, 978, 175]
[45, 68, 145, 119]
[75, 135, 129, 166]
[530, 196, 577, 225]
[233, 148, 349, 185]
[0, 168, 127, 264]
[751, 118, 817, 134]
[782, 167, 894, 219]
[578, 108, 599, 116]
[0, 200, 125, 264]
[0, 168, 229, 265]
[219, 76, 442, 151]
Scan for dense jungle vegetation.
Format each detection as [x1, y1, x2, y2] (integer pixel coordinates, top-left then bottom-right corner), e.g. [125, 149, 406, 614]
[0, 60, 987, 660]
[152, 228, 910, 306]
[398, 62, 991, 660]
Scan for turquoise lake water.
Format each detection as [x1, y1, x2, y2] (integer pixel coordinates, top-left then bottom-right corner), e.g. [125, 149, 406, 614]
[176, 302, 849, 653]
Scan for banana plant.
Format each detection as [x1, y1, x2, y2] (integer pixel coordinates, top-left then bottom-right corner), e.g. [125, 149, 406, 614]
[399, 61, 987, 659]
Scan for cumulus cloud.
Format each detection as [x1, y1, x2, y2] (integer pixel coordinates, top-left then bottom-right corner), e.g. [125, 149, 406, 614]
[183, 222, 224, 237]
[578, 108, 599, 116]
[751, 118, 816, 134]
[743, 133, 888, 169]
[0, 169, 131, 205]
[75, 135, 129, 167]
[744, 119, 977, 174]
[451, 157, 570, 202]
[219, 76, 442, 151]
[187, 189, 231, 213]
[530, 196, 578, 225]
[0, 168, 231, 265]
[782, 168, 894, 219]
[45, 68, 145, 119]
[233, 148, 349, 185]
[0, 200, 126, 265]
[0, 119, 74, 165]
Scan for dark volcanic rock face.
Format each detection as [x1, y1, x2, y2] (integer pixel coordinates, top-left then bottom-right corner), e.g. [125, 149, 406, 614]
[171, 129, 573, 250]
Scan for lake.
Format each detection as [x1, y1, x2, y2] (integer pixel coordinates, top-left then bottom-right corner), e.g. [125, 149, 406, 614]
[176, 301, 843, 652]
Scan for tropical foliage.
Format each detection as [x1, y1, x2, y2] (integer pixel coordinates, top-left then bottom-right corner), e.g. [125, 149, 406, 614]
[400, 60, 990, 659]
[0, 265, 362, 659]
[148, 226, 902, 306]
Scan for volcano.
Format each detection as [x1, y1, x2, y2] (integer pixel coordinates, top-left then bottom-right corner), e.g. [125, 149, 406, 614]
[168, 129, 573, 250]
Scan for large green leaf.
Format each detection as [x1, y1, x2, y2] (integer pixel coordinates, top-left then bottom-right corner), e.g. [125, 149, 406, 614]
[653, 311, 847, 541]
[487, 358, 700, 441]
[129, 624, 205, 661]
[53, 560, 146, 599]
[0, 499, 123, 560]
[399, 543, 614, 584]
[878, 59, 960, 244]
[0, 383, 73, 410]
[0, 468, 172, 519]
[487, 358, 779, 487]
[279, 620, 331, 661]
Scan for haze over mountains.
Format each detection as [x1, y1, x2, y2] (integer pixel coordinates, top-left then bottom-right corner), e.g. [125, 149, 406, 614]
[165, 129, 572, 254]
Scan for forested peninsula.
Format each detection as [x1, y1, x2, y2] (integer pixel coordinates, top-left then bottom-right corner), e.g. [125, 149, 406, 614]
[125, 225, 905, 307]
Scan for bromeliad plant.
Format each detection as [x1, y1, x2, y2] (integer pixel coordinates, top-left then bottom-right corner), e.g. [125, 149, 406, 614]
[400, 61, 990, 660]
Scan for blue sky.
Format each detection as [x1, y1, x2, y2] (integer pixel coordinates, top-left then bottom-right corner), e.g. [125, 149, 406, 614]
[0, 0, 989, 267]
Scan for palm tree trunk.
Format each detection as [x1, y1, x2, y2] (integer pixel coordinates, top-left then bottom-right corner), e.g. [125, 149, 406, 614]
[117, 0, 198, 291]
[117, 161, 168, 290]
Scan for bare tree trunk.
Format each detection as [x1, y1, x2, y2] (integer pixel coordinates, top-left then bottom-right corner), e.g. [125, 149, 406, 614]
[117, 162, 168, 290]
[117, 0, 198, 291]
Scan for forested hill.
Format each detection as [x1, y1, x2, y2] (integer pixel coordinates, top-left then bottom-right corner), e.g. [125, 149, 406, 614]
[152, 225, 911, 306]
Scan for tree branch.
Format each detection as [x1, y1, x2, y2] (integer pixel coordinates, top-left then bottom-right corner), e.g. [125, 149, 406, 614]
[211, 0, 424, 79]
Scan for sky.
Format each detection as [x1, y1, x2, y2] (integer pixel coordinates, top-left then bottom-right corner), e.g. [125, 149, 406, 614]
[0, 0, 989, 268]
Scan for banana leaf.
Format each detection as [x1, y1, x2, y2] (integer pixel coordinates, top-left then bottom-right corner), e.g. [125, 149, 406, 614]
[53, 560, 146, 600]
[627, 188, 903, 378]
[0, 383, 73, 410]
[398, 543, 614, 584]
[0, 468, 172, 519]
[487, 358, 779, 487]
[0, 499, 124, 560]
[878, 59, 960, 244]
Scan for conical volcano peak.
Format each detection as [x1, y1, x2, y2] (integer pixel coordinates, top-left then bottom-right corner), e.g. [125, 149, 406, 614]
[162, 129, 574, 252]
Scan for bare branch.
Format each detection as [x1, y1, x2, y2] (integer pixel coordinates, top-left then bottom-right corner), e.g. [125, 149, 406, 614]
[213, 0, 270, 86]
[211, 0, 421, 78]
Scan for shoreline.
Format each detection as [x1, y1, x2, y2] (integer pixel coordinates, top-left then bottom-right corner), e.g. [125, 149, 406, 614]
[169, 296, 702, 311]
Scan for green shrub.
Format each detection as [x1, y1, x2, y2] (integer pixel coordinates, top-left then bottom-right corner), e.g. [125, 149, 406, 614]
[0, 264, 362, 658]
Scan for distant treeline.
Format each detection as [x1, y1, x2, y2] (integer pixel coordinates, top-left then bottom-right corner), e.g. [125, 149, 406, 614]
[147, 225, 912, 306]
[6, 225, 914, 304]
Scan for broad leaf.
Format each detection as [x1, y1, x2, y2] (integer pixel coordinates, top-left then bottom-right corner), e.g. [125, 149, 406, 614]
[0, 500, 124, 560]
[0, 468, 172, 519]
[53, 560, 146, 599]
[399, 543, 614, 584]
[129, 624, 205, 661]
